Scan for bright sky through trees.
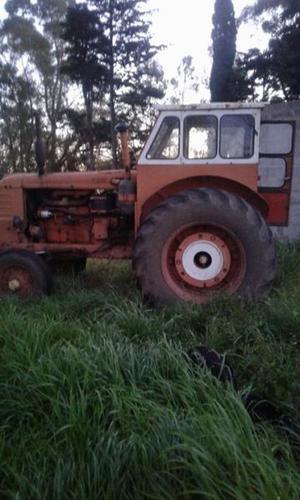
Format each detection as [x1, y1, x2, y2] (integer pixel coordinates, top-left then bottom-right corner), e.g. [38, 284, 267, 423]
[149, 0, 269, 100]
[0, 0, 269, 101]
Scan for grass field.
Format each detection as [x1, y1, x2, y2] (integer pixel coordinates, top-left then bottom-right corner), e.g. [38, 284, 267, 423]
[1, 245, 300, 499]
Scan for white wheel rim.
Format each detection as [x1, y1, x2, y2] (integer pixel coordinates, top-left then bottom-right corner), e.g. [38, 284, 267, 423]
[181, 240, 224, 281]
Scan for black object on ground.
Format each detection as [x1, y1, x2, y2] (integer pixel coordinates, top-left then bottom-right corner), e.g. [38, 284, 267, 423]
[185, 345, 300, 454]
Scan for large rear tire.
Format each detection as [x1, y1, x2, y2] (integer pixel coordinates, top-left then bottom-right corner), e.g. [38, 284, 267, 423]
[133, 188, 276, 305]
[0, 249, 52, 297]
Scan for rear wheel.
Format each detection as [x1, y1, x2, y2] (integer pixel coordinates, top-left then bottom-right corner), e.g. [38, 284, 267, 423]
[133, 188, 276, 305]
[0, 249, 52, 297]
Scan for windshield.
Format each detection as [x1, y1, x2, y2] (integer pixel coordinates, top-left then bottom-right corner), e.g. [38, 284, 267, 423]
[146, 116, 180, 160]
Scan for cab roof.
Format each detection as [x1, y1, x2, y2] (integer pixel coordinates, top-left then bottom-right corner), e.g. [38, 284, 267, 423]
[155, 102, 266, 111]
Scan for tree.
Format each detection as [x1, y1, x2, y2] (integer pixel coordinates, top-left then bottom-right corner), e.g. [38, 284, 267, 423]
[170, 56, 200, 104]
[240, 0, 300, 101]
[0, 0, 164, 173]
[119, 59, 165, 152]
[91, 0, 165, 165]
[62, 3, 110, 169]
[210, 0, 237, 101]
[2, 0, 73, 170]
[241, 0, 293, 21]
[232, 50, 265, 102]
[0, 62, 36, 174]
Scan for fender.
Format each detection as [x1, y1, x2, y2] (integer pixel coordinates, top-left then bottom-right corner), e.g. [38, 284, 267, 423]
[140, 176, 269, 223]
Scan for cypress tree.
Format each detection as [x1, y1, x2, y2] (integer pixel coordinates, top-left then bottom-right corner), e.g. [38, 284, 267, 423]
[210, 0, 237, 102]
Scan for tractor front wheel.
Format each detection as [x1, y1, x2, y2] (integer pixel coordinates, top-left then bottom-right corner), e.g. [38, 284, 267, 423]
[133, 188, 276, 305]
[0, 249, 52, 297]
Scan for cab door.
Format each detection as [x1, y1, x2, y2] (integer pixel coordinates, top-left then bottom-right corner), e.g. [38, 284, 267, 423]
[258, 121, 295, 225]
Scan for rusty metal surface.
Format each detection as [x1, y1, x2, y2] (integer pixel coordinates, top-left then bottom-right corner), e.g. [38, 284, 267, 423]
[135, 164, 268, 229]
[161, 223, 246, 304]
[0, 170, 130, 190]
[174, 232, 231, 289]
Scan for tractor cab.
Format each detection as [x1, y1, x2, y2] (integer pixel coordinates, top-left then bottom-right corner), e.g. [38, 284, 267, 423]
[138, 103, 263, 166]
[136, 102, 296, 231]
[135, 103, 266, 229]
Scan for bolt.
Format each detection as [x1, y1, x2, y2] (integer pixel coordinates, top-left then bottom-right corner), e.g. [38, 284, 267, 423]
[210, 236, 216, 241]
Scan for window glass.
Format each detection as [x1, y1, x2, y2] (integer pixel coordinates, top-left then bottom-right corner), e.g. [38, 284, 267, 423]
[184, 115, 217, 159]
[260, 123, 293, 155]
[147, 116, 180, 160]
[258, 157, 286, 188]
[220, 114, 255, 159]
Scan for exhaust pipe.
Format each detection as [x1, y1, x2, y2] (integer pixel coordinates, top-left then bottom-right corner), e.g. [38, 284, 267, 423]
[35, 112, 46, 176]
[115, 122, 136, 215]
[115, 122, 131, 178]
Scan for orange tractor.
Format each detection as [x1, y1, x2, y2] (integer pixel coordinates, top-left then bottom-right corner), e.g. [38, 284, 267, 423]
[0, 101, 293, 305]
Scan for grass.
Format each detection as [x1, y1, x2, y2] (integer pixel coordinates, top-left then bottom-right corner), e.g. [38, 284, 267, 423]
[1, 245, 300, 498]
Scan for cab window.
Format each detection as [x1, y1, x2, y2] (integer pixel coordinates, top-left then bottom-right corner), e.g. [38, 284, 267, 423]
[220, 114, 255, 159]
[184, 115, 217, 159]
[146, 116, 180, 160]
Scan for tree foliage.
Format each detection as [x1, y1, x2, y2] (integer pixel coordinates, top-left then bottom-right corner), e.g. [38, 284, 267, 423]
[62, 3, 110, 169]
[0, 0, 165, 173]
[0, 62, 36, 174]
[93, 0, 165, 165]
[62, 0, 165, 167]
[1, 0, 73, 170]
[170, 56, 200, 104]
[240, 0, 300, 101]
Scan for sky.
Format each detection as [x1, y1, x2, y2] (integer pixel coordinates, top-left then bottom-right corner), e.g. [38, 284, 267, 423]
[148, 0, 269, 101]
[0, 0, 268, 101]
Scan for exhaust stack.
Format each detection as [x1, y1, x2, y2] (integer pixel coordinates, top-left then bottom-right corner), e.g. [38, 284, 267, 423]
[115, 122, 136, 215]
[115, 122, 131, 178]
[35, 112, 46, 176]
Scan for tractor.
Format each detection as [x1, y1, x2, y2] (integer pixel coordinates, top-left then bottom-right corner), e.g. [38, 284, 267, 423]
[0, 100, 295, 305]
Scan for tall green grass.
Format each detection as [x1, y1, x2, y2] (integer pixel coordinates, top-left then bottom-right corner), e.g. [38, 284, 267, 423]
[0, 246, 300, 499]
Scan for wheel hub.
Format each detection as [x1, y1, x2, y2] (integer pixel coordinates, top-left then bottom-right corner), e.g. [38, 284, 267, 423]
[175, 232, 231, 288]
[0, 266, 33, 296]
[194, 251, 212, 269]
[8, 279, 20, 291]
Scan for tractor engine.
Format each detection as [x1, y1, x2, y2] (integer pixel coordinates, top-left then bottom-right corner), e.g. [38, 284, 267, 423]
[26, 189, 124, 246]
